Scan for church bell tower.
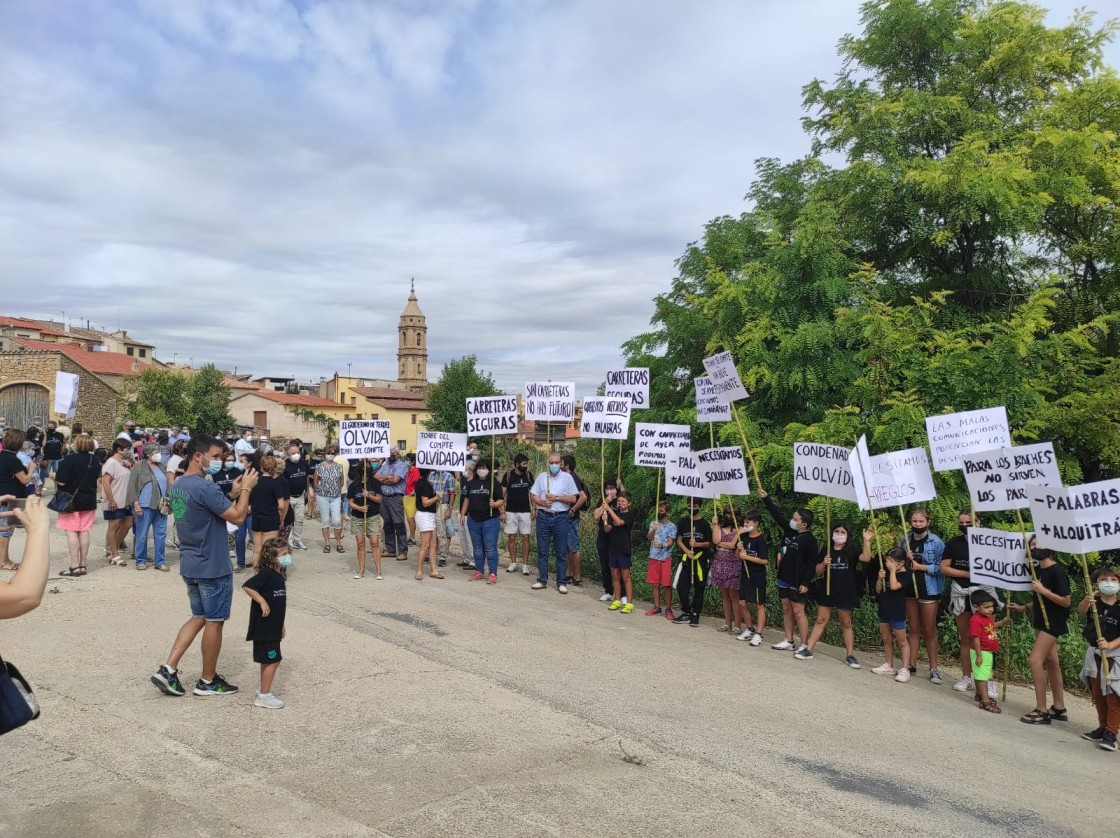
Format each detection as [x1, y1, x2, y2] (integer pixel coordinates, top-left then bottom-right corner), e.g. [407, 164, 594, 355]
[397, 279, 428, 387]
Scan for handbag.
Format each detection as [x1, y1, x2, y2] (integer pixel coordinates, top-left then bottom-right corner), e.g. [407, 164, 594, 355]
[0, 654, 40, 735]
[47, 453, 93, 514]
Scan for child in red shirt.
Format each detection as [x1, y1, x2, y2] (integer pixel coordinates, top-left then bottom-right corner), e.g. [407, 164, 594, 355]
[970, 591, 1012, 713]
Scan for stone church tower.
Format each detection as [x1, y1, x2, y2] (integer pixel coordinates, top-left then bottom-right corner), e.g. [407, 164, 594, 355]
[397, 279, 428, 386]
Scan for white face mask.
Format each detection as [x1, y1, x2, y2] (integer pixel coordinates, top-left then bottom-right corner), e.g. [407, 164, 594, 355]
[150, 453, 163, 464]
[477, 468, 489, 479]
[789, 518, 799, 530]
[833, 533, 847, 546]
[1100, 580, 1120, 597]
[289, 453, 301, 463]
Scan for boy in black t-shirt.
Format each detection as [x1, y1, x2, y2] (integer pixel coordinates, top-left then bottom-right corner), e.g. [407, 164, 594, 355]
[603, 491, 636, 613]
[736, 508, 768, 645]
[243, 537, 290, 710]
[673, 498, 714, 627]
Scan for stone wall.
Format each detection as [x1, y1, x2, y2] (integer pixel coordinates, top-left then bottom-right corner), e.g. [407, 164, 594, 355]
[0, 351, 123, 439]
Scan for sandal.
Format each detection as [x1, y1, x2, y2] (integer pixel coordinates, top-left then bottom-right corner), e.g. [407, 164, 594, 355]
[1048, 705, 1068, 722]
[336, 545, 345, 553]
[414, 572, 423, 580]
[1, 560, 18, 571]
[717, 625, 731, 632]
[979, 700, 1002, 714]
[59, 566, 82, 577]
[323, 546, 331, 553]
[429, 573, 445, 580]
[1020, 709, 1051, 725]
[77, 566, 87, 576]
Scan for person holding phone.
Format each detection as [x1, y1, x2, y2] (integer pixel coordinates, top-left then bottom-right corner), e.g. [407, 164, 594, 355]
[0, 495, 50, 617]
[0, 428, 35, 571]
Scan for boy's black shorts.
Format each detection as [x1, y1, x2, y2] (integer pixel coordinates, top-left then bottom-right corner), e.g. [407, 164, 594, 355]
[253, 641, 283, 664]
[739, 578, 767, 604]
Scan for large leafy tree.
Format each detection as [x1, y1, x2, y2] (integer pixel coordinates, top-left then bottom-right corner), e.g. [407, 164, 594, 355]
[187, 364, 235, 435]
[424, 355, 501, 434]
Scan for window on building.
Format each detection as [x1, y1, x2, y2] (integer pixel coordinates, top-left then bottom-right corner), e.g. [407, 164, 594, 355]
[253, 411, 267, 429]
[411, 413, 416, 424]
[126, 347, 134, 356]
[397, 440, 406, 451]
[416, 333, 421, 347]
[350, 396, 356, 406]
[371, 413, 378, 419]
[339, 394, 345, 405]
[356, 413, 363, 419]
[417, 363, 422, 374]
[345, 413, 351, 420]
[140, 348, 147, 358]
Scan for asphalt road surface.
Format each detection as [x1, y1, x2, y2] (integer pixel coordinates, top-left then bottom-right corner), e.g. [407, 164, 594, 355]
[1, 518, 1112, 837]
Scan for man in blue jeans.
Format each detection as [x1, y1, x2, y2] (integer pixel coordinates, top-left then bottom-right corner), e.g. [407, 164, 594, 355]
[151, 434, 257, 698]
[530, 453, 580, 594]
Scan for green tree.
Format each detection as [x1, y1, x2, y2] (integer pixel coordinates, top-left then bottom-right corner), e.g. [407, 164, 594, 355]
[186, 364, 235, 435]
[122, 368, 189, 429]
[424, 355, 501, 433]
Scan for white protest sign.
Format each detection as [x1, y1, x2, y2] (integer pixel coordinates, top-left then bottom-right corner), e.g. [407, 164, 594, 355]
[962, 443, 1062, 512]
[695, 446, 752, 497]
[415, 431, 468, 472]
[54, 371, 79, 419]
[968, 527, 1034, 592]
[695, 376, 731, 422]
[338, 420, 391, 458]
[848, 436, 874, 511]
[665, 451, 716, 498]
[794, 442, 859, 503]
[701, 351, 749, 404]
[604, 368, 650, 410]
[850, 440, 937, 511]
[634, 423, 691, 468]
[925, 406, 1011, 472]
[465, 396, 518, 436]
[1027, 479, 1120, 554]
[579, 396, 631, 440]
[523, 382, 575, 423]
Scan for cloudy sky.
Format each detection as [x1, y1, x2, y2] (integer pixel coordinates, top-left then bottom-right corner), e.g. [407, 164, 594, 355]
[3, 1, 1116, 396]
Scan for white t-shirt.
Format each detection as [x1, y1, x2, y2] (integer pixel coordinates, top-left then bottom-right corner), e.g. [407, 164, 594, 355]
[166, 454, 184, 475]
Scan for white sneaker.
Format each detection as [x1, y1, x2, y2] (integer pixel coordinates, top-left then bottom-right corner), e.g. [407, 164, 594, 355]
[871, 662, 897, 675]
[736, 628, 754, 641]
[771, 639, 795, 651]
[531, 582, 547, 590]
[749, 633, 763, 647]
[557, 584, 568, 594]
[507, 563, 517, 573]
[522, 565, 531, 575]
[988, 682, 998, 699]
[953, 676, 973, 692]
[254, 692, 285, 709]
[599, 593, 613, 602]
[353, 573, 364, 579]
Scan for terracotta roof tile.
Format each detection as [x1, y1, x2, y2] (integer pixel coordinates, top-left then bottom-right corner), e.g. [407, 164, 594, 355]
[0, 317, 71, 339]
[13, 338, 152, 376]
[248, 390, 341, 409]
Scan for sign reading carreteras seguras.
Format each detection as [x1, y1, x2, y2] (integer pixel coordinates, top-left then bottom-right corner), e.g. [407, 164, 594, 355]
[466, 396, 519, 436]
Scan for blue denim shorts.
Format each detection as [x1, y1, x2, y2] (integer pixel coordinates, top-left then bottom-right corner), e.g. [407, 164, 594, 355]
[566, 521, 581, 554]
[184, 575, 233, 622]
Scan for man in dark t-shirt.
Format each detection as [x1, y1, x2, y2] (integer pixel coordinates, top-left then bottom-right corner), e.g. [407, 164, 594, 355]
[284, 440, 310, 550]
[673, 498, 714, 627]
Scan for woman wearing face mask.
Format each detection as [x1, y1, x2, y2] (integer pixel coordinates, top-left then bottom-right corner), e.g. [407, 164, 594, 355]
[459, 458, 504, 583]
[1010, 539, 1071, 725]
[1078, 566, 1120, 751]
[758, 487, 817, 656]
[806, 521, 869, 665]
[249, 453, 289, 572]
[593, 480, 620, 603]
[126, 443, 170, 571]
[709, 505, 747, 633]
[900, 507, 946, 684]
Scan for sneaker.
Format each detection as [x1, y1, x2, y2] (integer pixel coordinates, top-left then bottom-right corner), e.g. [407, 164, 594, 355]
[987, 682, 998, 699]
[557, 584, 568, 594]
[438, 559, 446, 567]
[749, 633, 763, 647]
[688, 615, 699, 627]
[192, 674, 239, 696]
[254, 692, 285, 710]
[599, 593, 613, 602]
[151, 665, 185, 697]
[621, 603, 634, 614]
[793, 646, 814, 660]
[1099, 732, 1118, 752]
[736, 628, 754, 641]
[470, 571, 484, 581]
[233, 565, 246, 574]
[664, 609, 675, 621]
[908, 664, 917, 675]
[645, 607, 663, 616]
[671, 612, 692, 624]
[895, 668, 911, 683]
[953, 676, 973, 692]
[507, 563, 517, 573]
[531, 582, 547, 590]
[522, 566, 531, 575]
[872, 663, 896, 676]
[845, 655, 861, 669]
[771, 639, 795, 651]
[929, 669, 943, 685]
[353, 573, 364, 579]
[487, 573, 497, 585]
[1081, 727, 1105, 742]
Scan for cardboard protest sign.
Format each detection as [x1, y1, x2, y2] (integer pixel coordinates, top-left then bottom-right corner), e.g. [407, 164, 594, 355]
[962, 443, 1062, 512]
[794, 442, 859, 503]
[849, 438, 936, 511]
[415, 431, 467, 472]
[338, 420, 391, 458]
[695, 446, 751, 496]
[580, 396, 631, 440]
[465, 396, 518, 436]
[701, 351, 749, 404]
[604, 368, 649, 409]
[695, 376, 731, 422]
[665, 451, 716, 498]
[925, 407, 1011, 472]
[1027, 479, 1120, 554]
[54, 371, 79, 419]
[634, 423, 691, 468]
[967, 527, 1034, 591]
[523, 382, 575, 423]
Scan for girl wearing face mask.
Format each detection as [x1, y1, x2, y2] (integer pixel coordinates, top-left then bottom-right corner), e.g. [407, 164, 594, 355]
[593, 480, 620, 603]
[1078, 567, 1120, 751]
[710, 506, 747, 633]
[1009, 538, 1071, 724]
[126, 443, 170, 571]
[900, 508, 946, 684]
[758, 487, 817, 655]
[804, 521, 869, 666]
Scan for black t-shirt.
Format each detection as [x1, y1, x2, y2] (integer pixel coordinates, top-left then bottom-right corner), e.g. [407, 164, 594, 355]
[250, 475, 287, 522]
[878, 569, 913, 623]
[0, 450, 26, 498]
[501, 468, 534, 514]
[1036, 562, 1071, 635]
[598, 499, 617, 536]
[905, 534, 937, 599]
[762, 495, 818, 588]
[213, 467, 237, 499]
[569, 473, 587, 517]
[414, 477, 437, 513]
[243, 567, 287, 642]
[739, 532, 768, 583]
[608, 509, 635, 555]
[943, 534, 971, 587]
[43, 430, 65, 460]
[347, 477, 382, 518]
[24, 426, 43, 457]
[53, 452, 102, 512]
[676, 516, 713, 561]
[463, 477, 503, 521]
[818, 544, 861, 609]
[283, 459, 309, 496]
[1084, 596, 1120, 646]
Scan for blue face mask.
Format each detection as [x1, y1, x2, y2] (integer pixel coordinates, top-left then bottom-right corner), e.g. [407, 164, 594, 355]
[279, 554, 292, 568]
[371, 463, 380, 472]
[205, 459, 223, 475]
[549, 464, 561, 475]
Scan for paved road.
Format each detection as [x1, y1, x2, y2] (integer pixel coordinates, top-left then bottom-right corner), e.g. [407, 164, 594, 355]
[1, 519, 1111, 837]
